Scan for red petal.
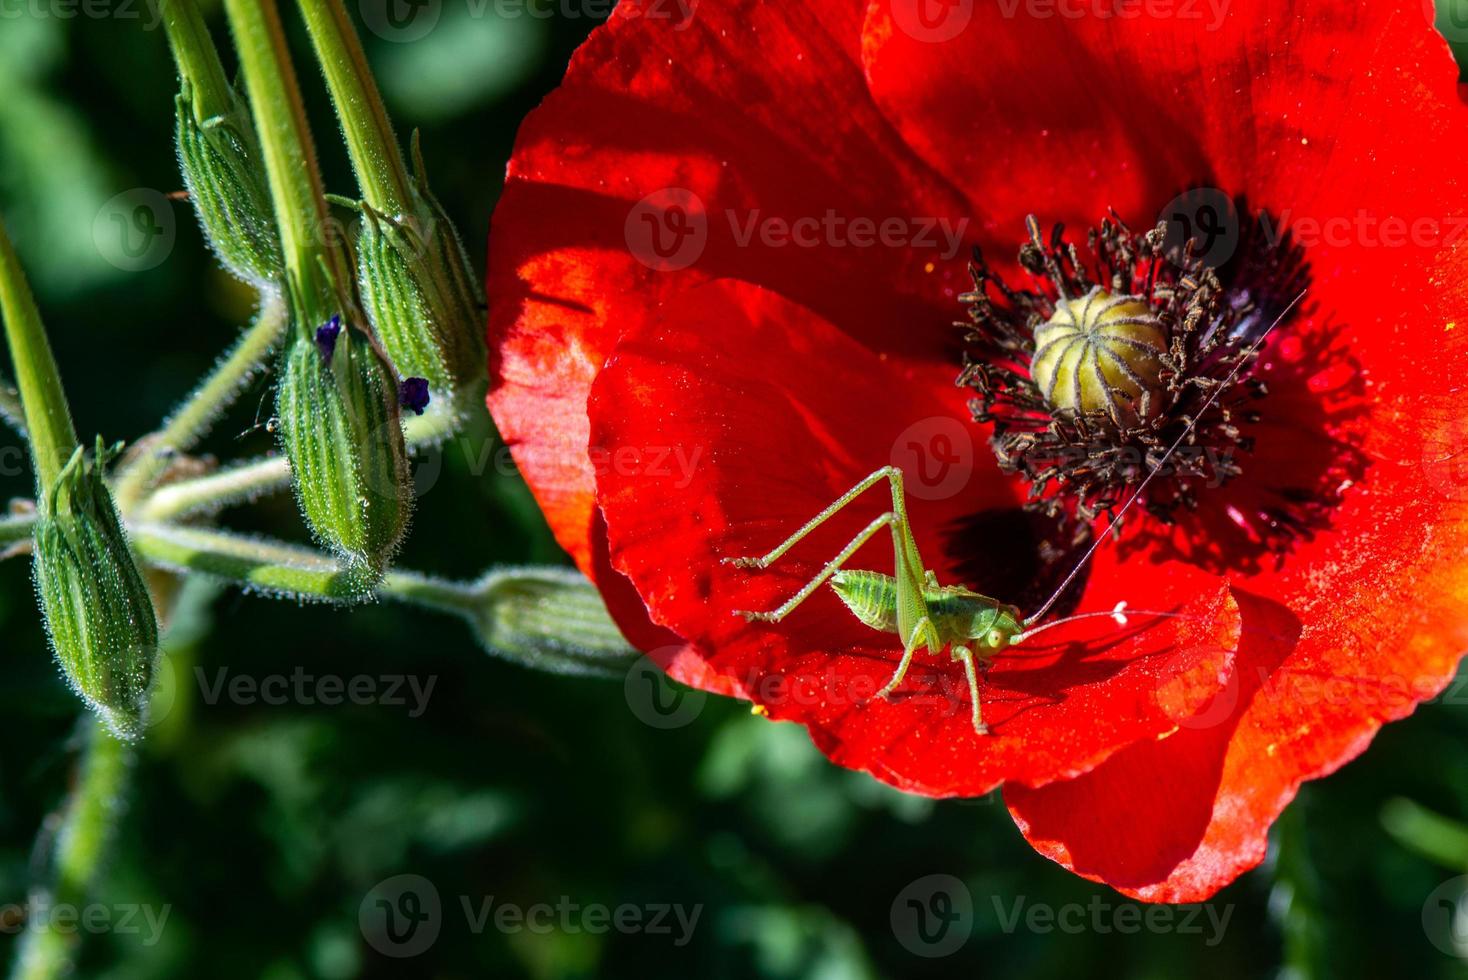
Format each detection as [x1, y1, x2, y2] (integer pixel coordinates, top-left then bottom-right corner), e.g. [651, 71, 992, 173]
[488, 0, 966, 581]
[590, 278, 1241, 796]
[1001, 8, 1468, 901]
[860, 0, 1453, 250]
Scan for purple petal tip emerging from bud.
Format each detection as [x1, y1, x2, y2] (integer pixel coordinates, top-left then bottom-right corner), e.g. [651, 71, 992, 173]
[399, 377, 431, 416]
[315, 316, 343, 361]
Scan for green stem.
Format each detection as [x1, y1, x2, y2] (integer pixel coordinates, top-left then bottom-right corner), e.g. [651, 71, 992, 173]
[0, 218, 78, 497]
[129, 522, 480, 612]
[10, 721, 133, 980]
[131, 522, 364, 600]
[0, 512, 35, 549]
[223, 0, 344, 319]
[160, 0, 235, 120]
[298, 0, 413, 216]
[126, 524, 635, 673]
[382, 569, 480, 616]
[134, 403, 462, 522]
[114, 295, 287, 511]
[136, 456, 290, 523]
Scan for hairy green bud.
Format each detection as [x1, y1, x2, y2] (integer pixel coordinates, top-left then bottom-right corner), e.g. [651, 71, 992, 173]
[277, 322, 412, 592]
[469, 568, 638, 677]
[32, 439, 159, 740]
[353, 148, 484, 419]
[175, 81, 283, 286]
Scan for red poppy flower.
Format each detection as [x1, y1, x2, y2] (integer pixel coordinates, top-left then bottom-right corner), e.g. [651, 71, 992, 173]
[487, 0, 1468, 901]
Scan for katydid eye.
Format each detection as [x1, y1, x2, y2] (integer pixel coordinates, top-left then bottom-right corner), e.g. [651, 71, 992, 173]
[986, 630, 1006, 649]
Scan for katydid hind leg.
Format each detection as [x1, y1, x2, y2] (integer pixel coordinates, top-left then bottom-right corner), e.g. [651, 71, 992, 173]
[734, 512, 897, 623]
[723, 466, 902, 570]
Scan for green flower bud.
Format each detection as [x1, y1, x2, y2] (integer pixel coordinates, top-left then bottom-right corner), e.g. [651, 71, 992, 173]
[277, 320, 412, 593]
[32, 439, 159, 740]
[353, 154, 484, 418]
[175, 82, 283, 286]
[467, 568, 638, 677]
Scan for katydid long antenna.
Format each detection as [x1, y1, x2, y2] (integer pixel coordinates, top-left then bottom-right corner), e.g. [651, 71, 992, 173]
[1020, 287, 1309, 630]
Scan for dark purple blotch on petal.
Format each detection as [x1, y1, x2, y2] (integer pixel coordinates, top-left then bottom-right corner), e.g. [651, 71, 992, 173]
[314, 316, 343, 361]
[399, 377, 431, 416]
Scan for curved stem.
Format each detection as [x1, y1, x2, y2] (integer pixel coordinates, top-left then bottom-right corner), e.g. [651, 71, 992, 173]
[114, 295, 287, 511]
[0, 217, 77, 496]
[0, 512, 35, 550]
[223, 0, 345, 322]
[130, 522, 362, 600]
[297, 0, 412, 216]
[135, 456, 290, 523]
[9, 721, 133, 980]
[134, 399, 462, 522]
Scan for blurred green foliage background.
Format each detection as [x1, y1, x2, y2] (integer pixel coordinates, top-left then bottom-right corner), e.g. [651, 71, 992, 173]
[2, 4, 1468, 978]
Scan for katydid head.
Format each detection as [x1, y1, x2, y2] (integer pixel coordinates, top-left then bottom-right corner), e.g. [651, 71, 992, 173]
[930, 588, 1023, 652]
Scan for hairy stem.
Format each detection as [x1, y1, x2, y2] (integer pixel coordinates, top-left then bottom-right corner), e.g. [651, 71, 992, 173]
[160, 0, 235, 120]
[129, 522, 479, 611]
[114, 295, 287, 511]
[9, 722, 133, 980]
[0, 217, 78, 496]
[134, 401, 462, 522]
[131, 522, 363, 600]
[0, 512, 35, 549]
[223, 0, 345, 319]
[298, 0, 412, 216]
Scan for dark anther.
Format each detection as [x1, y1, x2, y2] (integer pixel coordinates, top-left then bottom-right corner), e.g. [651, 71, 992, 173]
[957, 197, 1310, 540]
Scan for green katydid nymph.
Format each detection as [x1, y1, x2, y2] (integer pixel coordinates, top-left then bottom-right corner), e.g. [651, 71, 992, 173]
[723, 288, 1305, 735]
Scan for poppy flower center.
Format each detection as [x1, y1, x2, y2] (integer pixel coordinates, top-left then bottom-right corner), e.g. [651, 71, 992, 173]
[957, 201, 1311, 539]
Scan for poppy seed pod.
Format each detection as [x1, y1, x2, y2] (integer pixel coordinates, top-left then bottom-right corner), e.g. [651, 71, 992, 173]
[174, 83, 283, 287]
[32, 438, 159, 740]
[276, 322, 412, 593]
[1030, 288, 1167, 423]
